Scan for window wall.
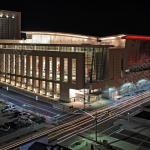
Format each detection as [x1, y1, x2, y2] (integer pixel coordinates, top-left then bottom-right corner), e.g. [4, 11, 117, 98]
[56, 57, 60, 81]
[42, 57, 46, 78]
[85, 47, 108, 83]
[72, 59, 76, 82]
[49, 57, 53, 80]
[64, 58, 68, 82]
[0, 44, 91, 101]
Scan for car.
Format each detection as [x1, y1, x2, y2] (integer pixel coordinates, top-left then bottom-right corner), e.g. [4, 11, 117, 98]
[8, 110, 21, 119]
[0, 124, 10, 132]
[19, 112, 31, 117]
[1, 104, 16, 113]
[31, 116, 45, 124]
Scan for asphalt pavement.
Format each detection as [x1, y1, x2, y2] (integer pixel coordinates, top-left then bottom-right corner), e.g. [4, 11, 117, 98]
[0, 88, 66, 119]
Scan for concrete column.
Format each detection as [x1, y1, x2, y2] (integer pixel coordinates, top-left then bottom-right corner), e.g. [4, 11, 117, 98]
[60, 84, 70, 102]
[0, 54, 3, 78]
[32, 56, 36, 91]
[39, 56, 42, 93]
[10, 54, 13, 84]
[21, 54, 24, 86]
[60, 57, 64, 81]
[76, 55, 85, 88]
[5, 54, 9, 82]
[0, 54, 4, 76]
[45, 56, 49, 95]
[15, 54, 19, 85]
[26, 55, 30, 89]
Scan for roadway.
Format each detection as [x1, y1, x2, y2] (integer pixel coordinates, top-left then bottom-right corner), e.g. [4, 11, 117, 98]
[1, 90, 150, 150]
[0, 88, 65, 118]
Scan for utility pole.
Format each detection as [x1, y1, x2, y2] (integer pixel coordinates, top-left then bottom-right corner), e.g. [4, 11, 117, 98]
[127, 112, 130, 122]
[83, 88, 86, 110]
[95, 111, 98, 142]
[80, 109, 98, 142]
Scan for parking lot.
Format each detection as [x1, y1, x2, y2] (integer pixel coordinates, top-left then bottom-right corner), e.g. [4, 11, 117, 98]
[0, 100, 48, 146]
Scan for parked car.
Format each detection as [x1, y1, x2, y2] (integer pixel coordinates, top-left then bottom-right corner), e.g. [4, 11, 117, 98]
[0, 124, 10, 132]
[31, 116, 46, 124]
[8, 110, 21, 119]
[1, 104, 16, 113]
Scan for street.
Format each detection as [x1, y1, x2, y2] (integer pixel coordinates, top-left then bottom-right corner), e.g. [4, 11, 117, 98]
[1, 90, 150, 150]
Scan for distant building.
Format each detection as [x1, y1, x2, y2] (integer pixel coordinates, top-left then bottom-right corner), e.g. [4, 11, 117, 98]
[0, 10, 149, 103]
[0, 10, 21, 39]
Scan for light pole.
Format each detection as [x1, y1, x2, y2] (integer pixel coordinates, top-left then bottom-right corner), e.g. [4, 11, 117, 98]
[83, 88, 86, 110]
[80, 110, 98, 142]
[127, 112, 130, 122]
[34, 88, 38, 101]
[95, 111, 98, 142]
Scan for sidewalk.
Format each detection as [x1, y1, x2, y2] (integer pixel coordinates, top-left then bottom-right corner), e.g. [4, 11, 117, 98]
[63, 98, 113, 111]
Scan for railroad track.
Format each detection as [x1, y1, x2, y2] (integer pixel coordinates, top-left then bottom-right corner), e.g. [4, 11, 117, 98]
[0, 91, 150, 150]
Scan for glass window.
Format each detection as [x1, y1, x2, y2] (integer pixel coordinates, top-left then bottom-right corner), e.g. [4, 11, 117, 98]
[56, 57, 60, 81]
[56, 83, 60, 94]
[72, 59, 76, 82]
[18, 55, 21, 75]
[42, 57, 46, 78]
[7, 54, 10, 73]
[35, 56, 39, 77]
[42, 81, 45, 89]
[24, 55, 27, 76]
[47, 82, 53, 96]
[12, 54, 15, 74]
[64, 58, 68, 82]
[49, 57, 53, 80]
[29, 56, 32, 76]
[54, 83, 60, 99]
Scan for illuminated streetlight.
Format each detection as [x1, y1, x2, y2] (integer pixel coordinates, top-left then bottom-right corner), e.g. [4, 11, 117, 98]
[127, 112, 130, 122]
[35, 96, 38, 101]
[80, 110, 98, 142]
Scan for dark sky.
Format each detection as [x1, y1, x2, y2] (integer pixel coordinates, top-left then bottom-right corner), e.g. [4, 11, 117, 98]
[1, 0, 150, 36]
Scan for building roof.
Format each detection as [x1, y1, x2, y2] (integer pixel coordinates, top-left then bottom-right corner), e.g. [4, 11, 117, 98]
[23, 31, 98, 40]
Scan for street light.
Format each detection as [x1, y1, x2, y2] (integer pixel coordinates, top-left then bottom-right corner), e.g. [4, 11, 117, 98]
[83, 88, 86, 110]
[80, 110, 98, 142]
[35, 96, 38, 101]
[127, 112, 130, 122]
[33, 88, 38, 101]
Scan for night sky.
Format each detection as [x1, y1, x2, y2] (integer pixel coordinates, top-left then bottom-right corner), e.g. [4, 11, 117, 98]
[1, 0, 150, 36]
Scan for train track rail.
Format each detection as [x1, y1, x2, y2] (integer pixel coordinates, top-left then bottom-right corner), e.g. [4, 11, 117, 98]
[0, 91, 150, 150]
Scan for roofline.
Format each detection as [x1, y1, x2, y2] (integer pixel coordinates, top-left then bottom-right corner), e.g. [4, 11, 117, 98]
[100, 34, 126, 39]
[122, 35, 150, 41]
[21, 31, 98, 40]
[0, 10, 20, 13]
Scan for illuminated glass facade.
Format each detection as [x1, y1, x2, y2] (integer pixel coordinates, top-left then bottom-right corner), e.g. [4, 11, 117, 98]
[0, 42, 109, 102]
[0, 10, 149, 103]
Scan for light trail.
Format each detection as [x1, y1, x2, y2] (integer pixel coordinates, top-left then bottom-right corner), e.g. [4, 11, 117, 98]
[0, 91, 150, 150]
